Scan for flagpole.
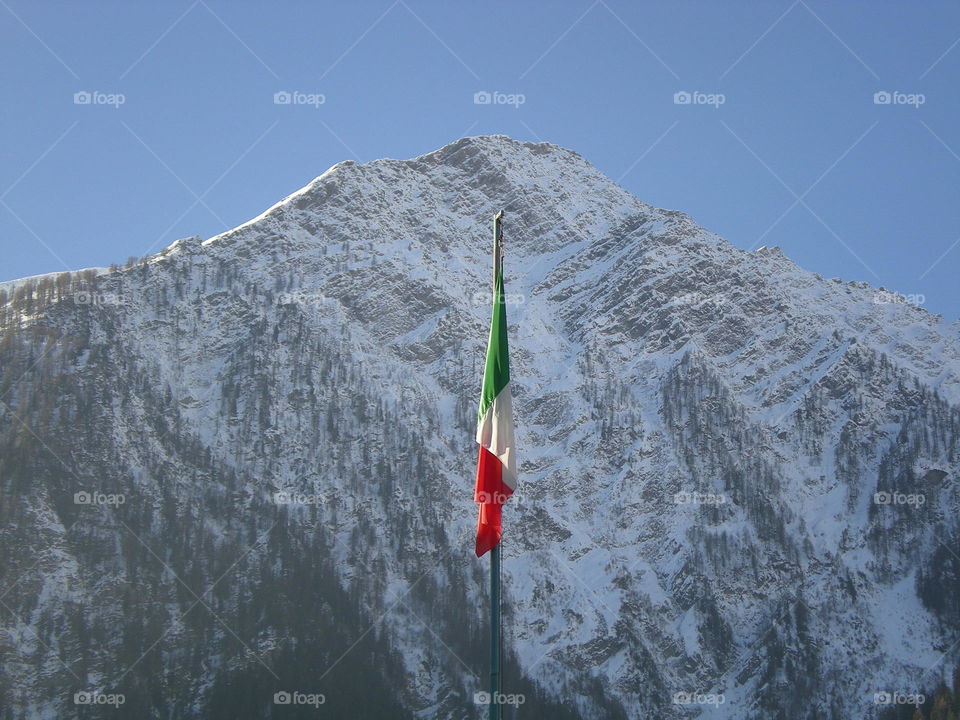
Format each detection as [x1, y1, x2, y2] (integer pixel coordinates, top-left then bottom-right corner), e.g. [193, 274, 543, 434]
[489, 210, 504, 720]
[490, 542, 501, 720]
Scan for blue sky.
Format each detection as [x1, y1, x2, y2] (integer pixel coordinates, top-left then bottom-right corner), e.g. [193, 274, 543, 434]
[1, 0, 958, 316]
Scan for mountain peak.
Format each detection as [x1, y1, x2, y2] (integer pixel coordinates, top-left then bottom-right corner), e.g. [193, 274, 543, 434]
[417, 134, 585, 164]
[206, 134, 645, 259]
[3, 134, 960, 720]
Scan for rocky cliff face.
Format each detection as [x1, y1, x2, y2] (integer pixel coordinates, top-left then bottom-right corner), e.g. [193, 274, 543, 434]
[1, 135, 958, 719]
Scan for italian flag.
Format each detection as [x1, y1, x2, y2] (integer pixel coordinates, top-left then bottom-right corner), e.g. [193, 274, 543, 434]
[473, 236, 516, 557]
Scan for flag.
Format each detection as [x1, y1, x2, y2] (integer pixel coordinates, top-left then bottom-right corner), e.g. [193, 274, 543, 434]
[474, 226, 516, 557]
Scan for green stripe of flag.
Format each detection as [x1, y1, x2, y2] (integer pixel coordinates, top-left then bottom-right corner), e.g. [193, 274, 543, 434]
[477, 265, 510, 424]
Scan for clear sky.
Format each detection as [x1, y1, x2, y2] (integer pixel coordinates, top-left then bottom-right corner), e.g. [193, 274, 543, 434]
[1, 1, 958, 316]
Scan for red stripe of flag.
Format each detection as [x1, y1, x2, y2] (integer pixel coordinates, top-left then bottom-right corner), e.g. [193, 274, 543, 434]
[474, 445, 513, 557]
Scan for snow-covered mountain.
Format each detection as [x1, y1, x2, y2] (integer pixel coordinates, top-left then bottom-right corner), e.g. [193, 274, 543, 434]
[1, 135, 958, 719]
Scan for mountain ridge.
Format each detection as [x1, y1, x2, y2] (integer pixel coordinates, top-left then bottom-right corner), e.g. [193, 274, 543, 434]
[0, 134, 957, 719]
